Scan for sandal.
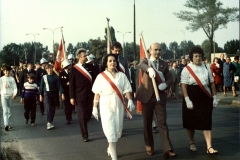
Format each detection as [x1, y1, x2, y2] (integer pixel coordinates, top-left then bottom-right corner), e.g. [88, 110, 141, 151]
[189, 143, 197, 152]
[207, 147, 218, 154]
[223, 93, 227, 96]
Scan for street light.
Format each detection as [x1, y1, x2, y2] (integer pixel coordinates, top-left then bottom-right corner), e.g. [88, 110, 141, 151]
[43, 26, 63, 61]
[26, 33, 39, 64]
[117, 31, 131, 57]
[180, 30, 185, 41]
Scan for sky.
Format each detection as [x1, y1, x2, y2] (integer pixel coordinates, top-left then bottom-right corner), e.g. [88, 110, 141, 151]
[0, 0, 239, 52]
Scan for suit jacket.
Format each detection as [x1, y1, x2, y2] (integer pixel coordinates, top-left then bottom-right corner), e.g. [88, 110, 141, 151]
[20, 68, 36, 88]
[59, 70, 70, 97]
[169, 67, 180, 83]
[136, 58, 172, 106]
[118, 55, 130, 82]
[35, 67, 46, 87]
[69, 63, 97, 102]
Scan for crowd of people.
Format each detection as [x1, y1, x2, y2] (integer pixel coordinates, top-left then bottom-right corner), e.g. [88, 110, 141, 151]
[0, 42, 239, 159]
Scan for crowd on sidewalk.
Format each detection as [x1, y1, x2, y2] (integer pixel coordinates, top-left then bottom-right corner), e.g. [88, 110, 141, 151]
[0, 42, 239, 159]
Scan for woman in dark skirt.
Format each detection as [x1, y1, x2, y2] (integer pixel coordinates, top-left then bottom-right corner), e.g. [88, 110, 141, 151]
[181, 46, 218, 154]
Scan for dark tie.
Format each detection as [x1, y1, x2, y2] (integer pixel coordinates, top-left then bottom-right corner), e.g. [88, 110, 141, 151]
[153, 60, 157, 68]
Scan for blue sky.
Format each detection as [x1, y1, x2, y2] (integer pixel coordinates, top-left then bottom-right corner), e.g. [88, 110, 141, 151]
[0, 0, 238, 51]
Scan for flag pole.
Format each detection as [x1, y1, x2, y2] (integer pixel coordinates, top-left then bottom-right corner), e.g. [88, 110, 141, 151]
[139, 32, 160, 101]
[61, 28, 66, 58]
[106, 17, 112, 54]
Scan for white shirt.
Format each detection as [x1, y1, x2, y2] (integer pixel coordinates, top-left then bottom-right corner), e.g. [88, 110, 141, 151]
[0, 76, 17, 96]
[181, 63, 214, 86]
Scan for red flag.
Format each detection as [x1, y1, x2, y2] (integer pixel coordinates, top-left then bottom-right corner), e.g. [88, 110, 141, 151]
[54, 39, 65, 75]
[136, 37, 146, 114]
[106, 20, 112, 54]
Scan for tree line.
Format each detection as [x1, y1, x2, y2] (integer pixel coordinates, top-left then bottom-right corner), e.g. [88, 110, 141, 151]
[0, 37, 239, 67]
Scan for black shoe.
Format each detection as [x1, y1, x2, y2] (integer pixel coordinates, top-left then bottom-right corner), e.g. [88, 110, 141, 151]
[41, 113, 45, 115]
[152, 127, 158, 133]
[5, 126, 9, 131]
[82, 138, 88, 142]
[66, 120, 71, 124]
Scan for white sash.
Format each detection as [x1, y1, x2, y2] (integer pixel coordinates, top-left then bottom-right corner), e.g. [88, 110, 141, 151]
[43, 75, 50, 91]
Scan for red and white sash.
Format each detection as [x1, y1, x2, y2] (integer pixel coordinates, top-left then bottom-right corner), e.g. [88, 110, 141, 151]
[186, 66, 212, 98]
[101, 72, 132, 119]
[119, 63, 125, 73]
[74, 63, 92, 84]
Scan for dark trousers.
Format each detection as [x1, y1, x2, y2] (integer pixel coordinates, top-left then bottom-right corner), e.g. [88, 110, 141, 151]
[63, 95, 74, 121]
[24, 97, 36, 123]
[39, 101, 44, 115]
[142, 94, 173, 153]
[76, 100, 91, 138]
[44, 92, 58, 123]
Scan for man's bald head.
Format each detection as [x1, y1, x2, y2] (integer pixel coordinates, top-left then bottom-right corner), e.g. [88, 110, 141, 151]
[149, 43, 161, 60]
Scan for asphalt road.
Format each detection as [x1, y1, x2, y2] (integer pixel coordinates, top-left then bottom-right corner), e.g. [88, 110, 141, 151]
[0, 91, 239, 160]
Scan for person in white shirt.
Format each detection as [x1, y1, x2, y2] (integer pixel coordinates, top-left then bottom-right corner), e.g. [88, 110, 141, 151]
[0, 65, 17, 131]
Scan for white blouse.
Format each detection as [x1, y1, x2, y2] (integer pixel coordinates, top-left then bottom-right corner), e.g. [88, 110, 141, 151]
[181, 62, 214, 86]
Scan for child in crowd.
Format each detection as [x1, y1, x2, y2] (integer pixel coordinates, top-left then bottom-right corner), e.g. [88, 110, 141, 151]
[0, 65, 17, 131]
[39, 64, 65, 130]
[20, 73, 39, 126]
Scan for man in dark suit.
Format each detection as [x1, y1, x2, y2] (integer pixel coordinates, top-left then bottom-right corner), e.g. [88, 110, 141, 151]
[35, 58, 48, 115]
[218, 53, 226, 91]
[111, 42, 130, 81]
[136, 42, 176, 158]
[69, 48, 96, 142]
[169, 62, 180, 99]
[20, 62, 36, 89]
[59, 59, 74, 124]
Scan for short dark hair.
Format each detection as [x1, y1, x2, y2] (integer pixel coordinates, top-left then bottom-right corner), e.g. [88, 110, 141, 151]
[189, 46, 204, 61]
[2, 65, 12, 71]
[45, 64, 53, 69]
[213, 57, 218, 62]
[111, 42, 122, 50]
[27, 73, 35, 79]
[100, 54, 121, 72]
[234, 56, 239, 60]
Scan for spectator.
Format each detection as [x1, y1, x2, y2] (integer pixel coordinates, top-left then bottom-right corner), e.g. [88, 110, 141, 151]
[223, 57, 237, 97]
[211, 57, 222, 92]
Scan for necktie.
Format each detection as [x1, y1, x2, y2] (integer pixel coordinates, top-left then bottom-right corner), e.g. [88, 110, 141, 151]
[153, 60, 157, 68]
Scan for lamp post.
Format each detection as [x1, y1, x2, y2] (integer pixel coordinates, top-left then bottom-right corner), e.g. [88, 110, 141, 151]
[26, 33, 39, 64]
[180, 30, 185, 41]
[117, 31, 131, 57]
[43, 26, 63, 61]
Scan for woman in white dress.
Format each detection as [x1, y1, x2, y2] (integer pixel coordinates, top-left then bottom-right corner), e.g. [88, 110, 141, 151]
[92, 54, 135, 160]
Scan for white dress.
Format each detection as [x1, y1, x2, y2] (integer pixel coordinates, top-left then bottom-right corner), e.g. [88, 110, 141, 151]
[92, 70, 132, 142]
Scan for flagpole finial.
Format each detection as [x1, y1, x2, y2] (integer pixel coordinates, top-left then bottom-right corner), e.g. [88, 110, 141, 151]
[106, 17, 110, 22]
[139, 31, 143, 36]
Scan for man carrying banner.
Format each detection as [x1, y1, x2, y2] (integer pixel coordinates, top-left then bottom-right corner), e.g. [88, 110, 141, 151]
[136, 42, 177, 157]
[69, 48, 96, 142]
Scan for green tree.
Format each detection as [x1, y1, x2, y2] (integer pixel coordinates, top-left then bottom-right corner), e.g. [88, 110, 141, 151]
[224, 39, 239, 55]
[124, 42, 139, 62]
[174, 0, 239, 53]
[88, 38, 107, 64]
[201, 39, 220, 60]
[104, 26, 117, 43]
[66, 43, 74, 55]
[0, 43, 24, 66]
